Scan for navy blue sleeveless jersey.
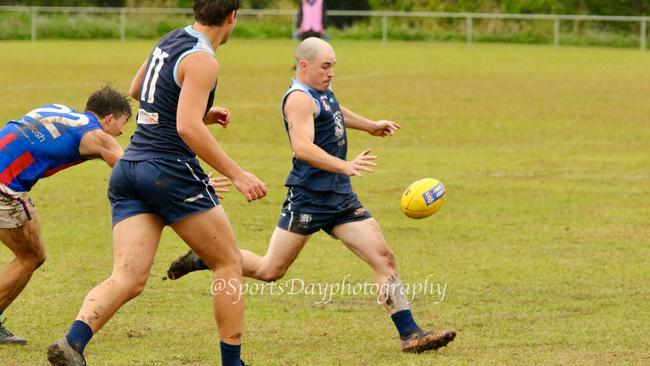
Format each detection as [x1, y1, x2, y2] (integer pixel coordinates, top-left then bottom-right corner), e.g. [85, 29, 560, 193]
[0, 104, 101, 192]
[122, 26, 216, 161]
[281, 78, 351, 193]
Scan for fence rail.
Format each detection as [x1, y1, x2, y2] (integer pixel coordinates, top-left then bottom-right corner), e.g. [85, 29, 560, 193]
[0, 5, 648, 49]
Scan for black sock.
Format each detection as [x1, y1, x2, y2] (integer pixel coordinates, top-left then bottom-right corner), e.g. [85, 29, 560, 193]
[391, 309, 420, 339]
[193, 257, 209, 271]
[66, 320, 93, 355]
[220, 341, 242, 366]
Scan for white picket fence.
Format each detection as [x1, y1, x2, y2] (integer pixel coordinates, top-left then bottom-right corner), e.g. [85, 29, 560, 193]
[0, 5, 647, 49]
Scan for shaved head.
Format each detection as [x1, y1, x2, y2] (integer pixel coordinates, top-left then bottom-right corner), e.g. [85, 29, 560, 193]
[295, 37, 336, 92]
[295, 37, 334, 64]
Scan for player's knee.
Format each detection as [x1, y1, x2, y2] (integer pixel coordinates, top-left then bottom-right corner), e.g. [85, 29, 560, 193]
[109, 274, 148, 300]
[19, 247, 47, 271]
[256, 258, 288, 282]
[121, 279, 146, 300]
[33, 251, 46, 270]
[207, 248, 243, 271]
[258, 266, 287, 282]
[377, 248, 396, 273]
[129, 282, 147, 298]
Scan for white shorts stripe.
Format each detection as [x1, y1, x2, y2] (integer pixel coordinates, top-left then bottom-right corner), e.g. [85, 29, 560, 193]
[179, 160, 217, 207]
[287, 187, 295, 229]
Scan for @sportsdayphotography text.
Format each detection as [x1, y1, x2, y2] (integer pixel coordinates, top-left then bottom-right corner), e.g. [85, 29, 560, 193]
[210, 274, 447, 305]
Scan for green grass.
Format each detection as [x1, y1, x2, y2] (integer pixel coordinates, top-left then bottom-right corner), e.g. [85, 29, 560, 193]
[0, 39, 649, 365]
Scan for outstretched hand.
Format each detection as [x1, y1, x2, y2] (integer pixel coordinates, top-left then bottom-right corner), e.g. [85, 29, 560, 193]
[369, 120, 401, 137]
[344, 149, 378, 177]
[207, 173, 231, 199]
[203, 106, 230, 127]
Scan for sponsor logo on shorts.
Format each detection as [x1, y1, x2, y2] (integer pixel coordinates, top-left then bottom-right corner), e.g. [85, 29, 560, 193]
[299, 213, 312, 225]
[353, 207, 366, 216]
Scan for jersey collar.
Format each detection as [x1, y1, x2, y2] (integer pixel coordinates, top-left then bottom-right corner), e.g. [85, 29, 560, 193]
[184, 25, 215, 52]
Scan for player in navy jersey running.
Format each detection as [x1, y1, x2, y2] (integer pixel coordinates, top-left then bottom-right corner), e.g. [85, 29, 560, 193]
[0, 85, 131, 346]
[167, 37, 456, 354]
[47, 1, 266, 366]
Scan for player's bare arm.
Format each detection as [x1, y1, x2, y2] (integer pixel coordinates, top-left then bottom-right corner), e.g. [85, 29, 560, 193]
[340, 105, 401, 137]
[176, 52, 267, 202]
[78, 130, 124, 167]
[285, 92, 377, 176]
[128, 59, 148, 100]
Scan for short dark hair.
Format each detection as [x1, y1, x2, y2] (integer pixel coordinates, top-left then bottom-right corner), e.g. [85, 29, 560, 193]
[84, 85, 131, 120]
[194, 0, 241, 26]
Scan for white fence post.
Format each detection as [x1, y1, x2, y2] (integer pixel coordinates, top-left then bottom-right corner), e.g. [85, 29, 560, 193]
[466, 15, 473, 45]
[30, 7, 37, 41]
[641, 19, 647, 50]
[1, 6, 649, 47]
[120, 8, 126, 41]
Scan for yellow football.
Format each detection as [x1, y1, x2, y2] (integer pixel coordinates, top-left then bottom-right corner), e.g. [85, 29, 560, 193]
[400, 178, 446, 219]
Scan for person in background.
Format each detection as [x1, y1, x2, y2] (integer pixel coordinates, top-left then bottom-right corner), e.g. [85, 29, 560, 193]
[296, 0, 327, 40]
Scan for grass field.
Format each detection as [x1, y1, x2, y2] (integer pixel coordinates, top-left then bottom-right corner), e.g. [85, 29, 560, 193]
[0, 38, 649, 365]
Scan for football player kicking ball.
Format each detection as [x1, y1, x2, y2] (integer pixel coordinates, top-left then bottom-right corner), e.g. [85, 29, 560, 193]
[0, 85, 131, 345]
[168, 37, 456, 354]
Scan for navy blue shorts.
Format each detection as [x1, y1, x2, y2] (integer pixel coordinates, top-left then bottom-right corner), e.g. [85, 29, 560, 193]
[277, 186, 372, 236]
[108, 158, 219, 226]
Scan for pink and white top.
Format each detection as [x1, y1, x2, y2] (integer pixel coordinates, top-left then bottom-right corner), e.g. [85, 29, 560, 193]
[299, 0, 324, 33]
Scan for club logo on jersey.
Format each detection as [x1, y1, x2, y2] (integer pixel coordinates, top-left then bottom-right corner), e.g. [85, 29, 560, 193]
[320, 95, 332, 112]
[333, 111, 344, 139]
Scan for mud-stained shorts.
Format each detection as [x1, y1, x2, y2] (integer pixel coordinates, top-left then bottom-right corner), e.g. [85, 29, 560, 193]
[277, 186, 372, 236]
[0, 183, 35, 228]
[108, 158, 220, 226]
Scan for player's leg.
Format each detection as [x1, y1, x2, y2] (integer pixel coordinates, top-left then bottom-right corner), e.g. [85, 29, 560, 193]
[167, 227, 310, 282]
[241, 227, 310, 282]
[0, 217, 45, 312]
[332, 218, 456, 353]
[170, 205, 246, 366]
[167, 226, 310, 281]
[47, 213, 164, 365]
[330, 218, 396, 306]
[237, 188, 316, 281]
[0, 192, 44, 345]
